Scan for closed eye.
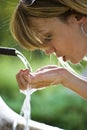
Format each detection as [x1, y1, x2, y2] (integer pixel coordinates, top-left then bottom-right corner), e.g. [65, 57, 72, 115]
[43, 34, 52, 43]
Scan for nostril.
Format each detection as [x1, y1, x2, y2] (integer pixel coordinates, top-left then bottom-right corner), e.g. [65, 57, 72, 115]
[45, 50, 50, 55]
[44, 48, 55, 55]
[45, 49, 54, 55]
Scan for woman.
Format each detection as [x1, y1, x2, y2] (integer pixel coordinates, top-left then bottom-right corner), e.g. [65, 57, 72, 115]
[10, 0, 87, 99]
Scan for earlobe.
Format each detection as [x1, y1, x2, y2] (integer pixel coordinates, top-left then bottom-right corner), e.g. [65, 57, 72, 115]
[80, 23, 87, 36]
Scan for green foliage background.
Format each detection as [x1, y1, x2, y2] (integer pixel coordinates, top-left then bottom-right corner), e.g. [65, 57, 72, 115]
[0, 1, 87, 130]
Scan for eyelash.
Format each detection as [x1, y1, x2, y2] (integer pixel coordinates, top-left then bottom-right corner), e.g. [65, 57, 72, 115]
[44, 34, 52, 42]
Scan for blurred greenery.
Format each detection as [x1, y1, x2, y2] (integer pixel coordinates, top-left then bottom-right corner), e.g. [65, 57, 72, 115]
[0, 1, 87, 130]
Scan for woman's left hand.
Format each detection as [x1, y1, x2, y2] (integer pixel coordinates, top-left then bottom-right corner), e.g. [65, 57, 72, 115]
[16, 65, 66, 90]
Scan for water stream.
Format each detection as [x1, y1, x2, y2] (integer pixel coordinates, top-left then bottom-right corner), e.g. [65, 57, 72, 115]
[13, 50, 36, 130]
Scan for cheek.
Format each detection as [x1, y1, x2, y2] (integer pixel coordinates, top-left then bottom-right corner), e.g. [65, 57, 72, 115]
[60, 34, 78, 52]
[51, 30, 78, 54]
[53, 38, 70, 53]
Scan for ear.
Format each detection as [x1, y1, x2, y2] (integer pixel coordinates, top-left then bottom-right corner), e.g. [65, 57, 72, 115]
[75, 15, 87, 24]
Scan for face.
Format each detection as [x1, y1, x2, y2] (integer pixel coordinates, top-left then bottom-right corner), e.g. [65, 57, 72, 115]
[30, 16, 87, 64]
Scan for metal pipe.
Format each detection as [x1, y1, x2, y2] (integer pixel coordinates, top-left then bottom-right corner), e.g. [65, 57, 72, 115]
[0, 46, 32, 71]
[0, 47, 17, 56]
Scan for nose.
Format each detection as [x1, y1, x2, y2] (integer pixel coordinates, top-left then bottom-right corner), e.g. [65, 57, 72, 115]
[44, 48, 54, 55]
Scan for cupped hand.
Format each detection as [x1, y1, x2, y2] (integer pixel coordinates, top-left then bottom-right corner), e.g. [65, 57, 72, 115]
[16, 65, 66, 90]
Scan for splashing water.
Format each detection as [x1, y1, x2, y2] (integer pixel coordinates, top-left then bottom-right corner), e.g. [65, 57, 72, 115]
[20, 89, 31, 130]
[13, 50, 36, 130]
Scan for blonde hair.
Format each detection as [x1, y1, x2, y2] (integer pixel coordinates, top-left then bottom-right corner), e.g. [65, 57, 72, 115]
[10, 0, 87, 50]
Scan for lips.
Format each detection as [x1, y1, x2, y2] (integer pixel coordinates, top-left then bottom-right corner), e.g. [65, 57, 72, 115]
[55, 53, 67, 62]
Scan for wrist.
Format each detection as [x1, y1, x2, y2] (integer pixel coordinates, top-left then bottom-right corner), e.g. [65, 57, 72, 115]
[57, 68, 69, 85]
[60, 68, 73, 88]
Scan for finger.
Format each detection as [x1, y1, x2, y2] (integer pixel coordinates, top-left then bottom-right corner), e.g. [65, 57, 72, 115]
[16, 70, 29, 90]
[28, 68, 62, 88]
[30, 80, 55, 88]
[16, 70, 26, 90]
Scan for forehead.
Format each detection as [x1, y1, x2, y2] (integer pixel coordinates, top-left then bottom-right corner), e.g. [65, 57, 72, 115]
[30, 17, 57, 24]
[30, 17, 60, 32]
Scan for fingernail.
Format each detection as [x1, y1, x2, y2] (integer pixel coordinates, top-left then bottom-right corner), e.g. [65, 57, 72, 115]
[20, 69, 23, 72]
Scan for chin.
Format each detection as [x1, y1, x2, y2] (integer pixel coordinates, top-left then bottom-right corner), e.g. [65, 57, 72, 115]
[70, 59, 81, 64]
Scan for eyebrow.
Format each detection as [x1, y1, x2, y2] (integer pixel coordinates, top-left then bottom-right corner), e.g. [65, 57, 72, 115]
[37, 29, 47, 34]
[35, 27, 49, 34]
[38, 30, 52, 37]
